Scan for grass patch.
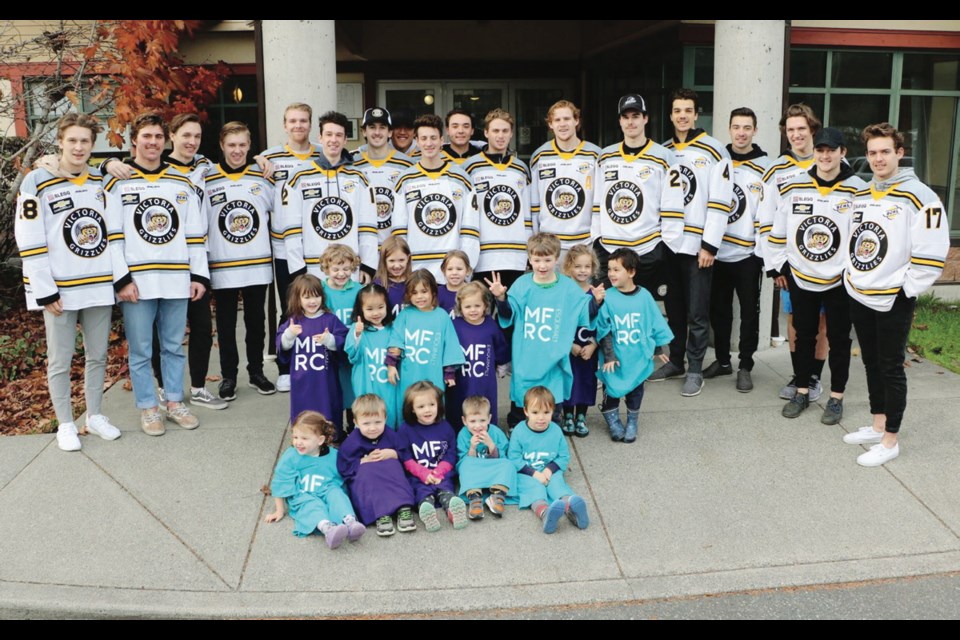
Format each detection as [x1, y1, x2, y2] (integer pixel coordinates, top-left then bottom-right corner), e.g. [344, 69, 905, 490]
[910, 292, 960, 374]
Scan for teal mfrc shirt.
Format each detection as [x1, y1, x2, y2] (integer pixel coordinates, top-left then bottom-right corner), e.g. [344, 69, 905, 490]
[499, 272, 590, 405]
[388, 305, 465, 391]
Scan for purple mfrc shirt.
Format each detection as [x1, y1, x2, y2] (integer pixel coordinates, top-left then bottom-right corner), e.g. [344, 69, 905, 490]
[399, 419, 459, 502]
[277, 313, 349, 431]
[568, 289, 599, 406]
[438, 285, 459, 319]
[375, 278, 407, 319]
[449, 316, 509, 425]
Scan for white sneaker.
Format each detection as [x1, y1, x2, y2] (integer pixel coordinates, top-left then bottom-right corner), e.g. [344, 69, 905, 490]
[857, 443, 900, 467]
[276, 374, 291, 393]
[85, 414, 121, 441]
[808, 376, 823, 402]
[157, 388, 167, 404]
[843, 426, 884, 445]
[56, 422, 82, 451]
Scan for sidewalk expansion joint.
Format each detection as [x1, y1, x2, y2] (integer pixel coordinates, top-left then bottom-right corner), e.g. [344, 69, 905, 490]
[569, 437, 626, 578]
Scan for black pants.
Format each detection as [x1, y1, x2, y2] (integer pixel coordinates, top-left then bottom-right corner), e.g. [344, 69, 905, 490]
[594, 240, 667, 299]
[214, 284, 268, 381]
[601, 383, 645, 412]
[662, 247, 712, 374]
[152, 292, 211, 390]
[274, 258, 293, 376]
[788, 273, 852, 394]
[709, 255, 762, 371]
[850, 292, 916, 434]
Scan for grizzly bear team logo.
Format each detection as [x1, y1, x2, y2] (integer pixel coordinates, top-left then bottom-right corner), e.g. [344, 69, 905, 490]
[482, 185, 520, 226]
[311, 197, 353, 241]
[63, 208, 108, 258]
[605, 181, 644, 225]
[414, 194, 457, 237]
[134, 198, 179, 245]
[544, 178, 584, 220]
[796, 215, 840, 263]
[677, 165, 697, 205]
[374, 187, 395, 230]
[849, 221, 888, 271]
[728, 184, 747, 224]
[218, 200, 260, 244]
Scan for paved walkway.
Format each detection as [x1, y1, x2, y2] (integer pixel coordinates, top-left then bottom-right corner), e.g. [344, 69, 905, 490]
[1, 340, 958, 618]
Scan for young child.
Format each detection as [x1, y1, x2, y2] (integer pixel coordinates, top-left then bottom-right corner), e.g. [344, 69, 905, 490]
[398, 381, 468, 532]
[337, 395, 417, 537]
[438, 250, 472, 318]
[321, 244, 362, 430]
[386, 270, 465, 411]
[375, 236, 412, 319]
[456, 396, 516, 520]
[560, 244, 602, 437]
[449, 281, 509, 426]
[486, 232, 596, 429]
[265, 410, 366, 549]
[345, 284, 401, 430]
[596, 249, 674, 443]
[277, 274, 349, 438]
[508, 386, 589, 534]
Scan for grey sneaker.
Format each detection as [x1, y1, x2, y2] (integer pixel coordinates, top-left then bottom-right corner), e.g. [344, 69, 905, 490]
[779, 377, 798, 400]
[808, 376, 823, 402]
[782, 392, 809, 418]
[191, 387, 228, 410]
[821, 397, 844, 425]
[649, 361, 685, 382]
[736, 369, 753, 393]
[680, 373, 704, 397]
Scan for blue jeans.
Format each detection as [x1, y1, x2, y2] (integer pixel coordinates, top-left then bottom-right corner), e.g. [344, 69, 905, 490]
[122, 298, 188, 408]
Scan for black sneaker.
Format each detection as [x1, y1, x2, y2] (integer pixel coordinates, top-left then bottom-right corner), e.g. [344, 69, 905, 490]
[218, 378, 237, 401]
[702, 361, 733, 379]
[248, 373, 276, 395]
[821, 397, 844, 425]
[648, 361, 685, 382]
[782, 392, 809, 418]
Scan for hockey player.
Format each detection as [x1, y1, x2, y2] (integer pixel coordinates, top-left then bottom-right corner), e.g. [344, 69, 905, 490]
[653, 89, 734, 397]
[841, 123, 949, 466]
[392, 113, 480, 283]
[390, 108, 418, 156]
[768, 127, 865, 423]
[462, 108, 532, 288]
[530, 100, 601, 258]
[591, 94, 682, 293]
[260, 103, 322, 393]
[204, 121, 277, 402]
[15, 113, 123, 451]
[703, 107, 772, 393]
[281, 110, 378, 283]
[106, 111, 209, 436]
[352, 107, 414, 248]
[760, 103, 829, 402]
[443, 109, 484, 164]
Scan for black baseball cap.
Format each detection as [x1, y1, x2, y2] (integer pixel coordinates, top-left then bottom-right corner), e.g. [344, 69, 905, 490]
[391, 108, 415, 129]
[814, 127, 845, 149]
[362, 107, 392, 128]
[618, 94, 648, 115]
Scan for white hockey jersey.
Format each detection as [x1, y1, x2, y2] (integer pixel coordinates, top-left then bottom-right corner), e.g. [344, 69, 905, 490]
[767, 167, 866, 292]
[280, 160, 378, 279]
[719, 150, 772, 263]
[393, 161, 480, 283]
[15, 169, 122, 311]
[351, 149, 415, 248]
[591, 141, 683, 257]
[260, 143, 322, 260]
[758, 152, 815, 270]
[844, 169, 949, 312]
[662, 130, 734, 256]
[203, 164, 276, 289]
[529, 140, 601, 250]
[462, 152, 533, 272]
[105, 166, 209, 300]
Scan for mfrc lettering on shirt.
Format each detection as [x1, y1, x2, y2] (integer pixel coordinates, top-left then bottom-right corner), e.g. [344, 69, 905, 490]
[461, 343, 489, 378]
[412, 440, 447, 467]
[524, 306, 559, 342]
[294, 335, 329, 372]
[403, 328, 435, 364]
[364, 346, 390, 383]
[523, 451, 550, 470]
[614, 312, 646, 345]
[298, 474, 328, 493]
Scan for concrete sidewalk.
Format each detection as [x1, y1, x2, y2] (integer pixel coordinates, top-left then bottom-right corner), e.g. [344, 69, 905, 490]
[1, 340, 959, 618]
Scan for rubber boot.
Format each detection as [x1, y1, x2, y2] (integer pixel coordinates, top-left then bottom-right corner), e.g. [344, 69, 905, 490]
[624, 410, 640, 443]
[602, 408, 625, 442]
